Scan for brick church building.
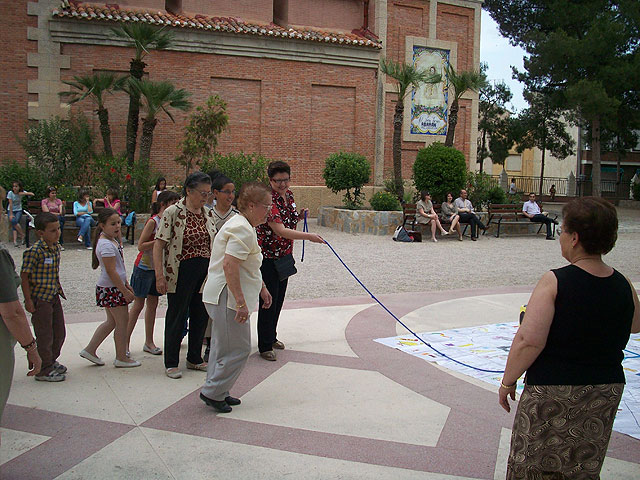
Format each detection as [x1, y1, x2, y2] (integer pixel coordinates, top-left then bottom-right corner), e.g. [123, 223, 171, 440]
[2, 0, 481, 196]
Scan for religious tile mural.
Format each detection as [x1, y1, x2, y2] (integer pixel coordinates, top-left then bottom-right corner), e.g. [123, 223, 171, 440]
[410, 46, 449, 136]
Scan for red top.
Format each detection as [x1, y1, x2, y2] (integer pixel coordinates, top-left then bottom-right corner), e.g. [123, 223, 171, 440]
[256, 189, 299, 259]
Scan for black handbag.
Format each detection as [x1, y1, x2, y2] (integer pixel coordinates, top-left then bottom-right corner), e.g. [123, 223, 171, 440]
[273, 253, 297, 281]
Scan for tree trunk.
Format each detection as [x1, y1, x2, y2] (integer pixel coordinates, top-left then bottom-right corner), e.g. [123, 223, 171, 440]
[125, 59, 146, 166]
[96, 106, 113, 157]
[479, 129, 487, 173]
[444, 99, 459, 147]
[139, 117, 158, 167]
[591, 117, 602, 197]
[539, 128, 546, 197]
[392, 99, 404, 203]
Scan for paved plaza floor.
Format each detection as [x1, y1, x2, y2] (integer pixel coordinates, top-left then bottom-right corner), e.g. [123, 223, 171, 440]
[2, 284, 639, 479]
[2, 205, 640, 478]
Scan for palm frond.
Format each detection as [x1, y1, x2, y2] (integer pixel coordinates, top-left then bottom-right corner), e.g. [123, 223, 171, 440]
[445, 64, 487, 102]
[380, 57, 442, 100]
[111, 24, 174, 60]
[130, 79, 192, 122]
[59, 72, 125, 107]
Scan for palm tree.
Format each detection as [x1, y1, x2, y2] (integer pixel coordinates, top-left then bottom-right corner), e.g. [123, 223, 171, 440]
[130, 79, 192, 165]
[444, 65, 486, 148]
[111, 24, 174, 165]
[380, 58, 441, 203]
[59, 73, 126, 156]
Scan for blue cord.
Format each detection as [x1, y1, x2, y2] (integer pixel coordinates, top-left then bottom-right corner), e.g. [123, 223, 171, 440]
[323, 240, 505, 374]
[301, 211, 308, 262]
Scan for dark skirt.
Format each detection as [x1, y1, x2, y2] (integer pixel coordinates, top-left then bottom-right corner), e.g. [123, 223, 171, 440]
[507, 383, 624, 479]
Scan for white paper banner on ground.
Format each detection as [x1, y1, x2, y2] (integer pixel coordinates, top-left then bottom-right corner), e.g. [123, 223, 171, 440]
[375, 323, 640, 440]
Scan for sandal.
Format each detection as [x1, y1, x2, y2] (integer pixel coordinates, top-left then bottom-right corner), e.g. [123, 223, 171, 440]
[166, 368, 182, 379]
[260, 351, 277, 361]
[186, 361, 208, 371]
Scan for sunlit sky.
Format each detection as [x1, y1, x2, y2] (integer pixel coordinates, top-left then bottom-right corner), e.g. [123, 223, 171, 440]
[479, 10, 527, 113]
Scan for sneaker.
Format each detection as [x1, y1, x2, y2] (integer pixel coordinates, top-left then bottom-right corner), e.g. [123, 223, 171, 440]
[35, 371, 66, 382]
[53, 361, 67, 374]
[86, 246, 92, 250]
[77, 236, 83, 243]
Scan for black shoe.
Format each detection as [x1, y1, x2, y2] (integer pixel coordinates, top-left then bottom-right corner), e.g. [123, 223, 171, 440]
[471, 237, 477, 241]
[546, 236, 555, 240]
[200, 393, 232, 413]
[225, 396, 241, 406]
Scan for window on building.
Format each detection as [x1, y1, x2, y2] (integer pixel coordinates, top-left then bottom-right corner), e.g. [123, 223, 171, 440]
[506, 154, 522, 172]
[165, 0, 181, 14]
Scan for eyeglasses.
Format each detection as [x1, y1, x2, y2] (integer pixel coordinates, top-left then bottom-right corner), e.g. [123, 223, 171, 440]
[219, 189, 235, 196]
[191, 188, 211, 197]
[270, 177, 290, 184]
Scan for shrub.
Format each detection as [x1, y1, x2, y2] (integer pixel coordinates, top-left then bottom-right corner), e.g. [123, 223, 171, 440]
[488, 185, 507, 204]
[384, 177, 416, 203]
[323, 152, 371, 209]
[370, 191, 401, 211]
[19, 113, 95, 187]
[91, 154, 160, 212]
[200, 152, 270, 193]
[0, 160, 49, 201]
[633, 182, 640, 201]
[412, 143, 466, 203]
[466, 171, 499, 209]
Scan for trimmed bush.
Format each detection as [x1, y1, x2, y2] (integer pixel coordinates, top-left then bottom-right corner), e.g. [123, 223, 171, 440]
[323, 152, 371, 209]
[488, 185, 507, 204]
[412, 143, 466, 203]
[370, 191, 401, 211]
[200, 152, 269, 193]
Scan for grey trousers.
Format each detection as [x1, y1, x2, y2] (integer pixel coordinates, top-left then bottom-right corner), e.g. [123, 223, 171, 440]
[201, 287, 251, 402]
[0, 318, 16, 423]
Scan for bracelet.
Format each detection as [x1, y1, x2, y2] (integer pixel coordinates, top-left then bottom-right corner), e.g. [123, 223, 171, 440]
[21, 339, 37, 351]
[500, 379, 516, 389]
[236, 302, 246, 309]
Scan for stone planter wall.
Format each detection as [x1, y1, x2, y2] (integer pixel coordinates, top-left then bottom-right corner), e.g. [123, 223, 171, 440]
[317, 206, 403, 236]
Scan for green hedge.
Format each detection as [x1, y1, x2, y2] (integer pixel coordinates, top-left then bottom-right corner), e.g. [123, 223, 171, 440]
[323, 152, 370, 209]
[412, 143, 466, 203]
[370, 191, 401, 211]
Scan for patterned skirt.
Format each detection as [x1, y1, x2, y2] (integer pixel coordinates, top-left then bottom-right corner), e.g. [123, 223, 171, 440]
[96, 285, 128, 308]
[507, 383, 624, 480]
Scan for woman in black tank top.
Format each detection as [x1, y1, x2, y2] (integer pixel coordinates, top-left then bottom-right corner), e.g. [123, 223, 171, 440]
[498, 197, 640, 479]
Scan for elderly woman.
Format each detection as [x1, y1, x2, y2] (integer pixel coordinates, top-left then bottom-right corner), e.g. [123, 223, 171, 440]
[0, 186, 42, 432]
[200, 183, 273, 413]
[153, 172, 217, 379]
[499, 197, 640, 479]
[416, 191, 449, 242]
[256, 161, 324, 361]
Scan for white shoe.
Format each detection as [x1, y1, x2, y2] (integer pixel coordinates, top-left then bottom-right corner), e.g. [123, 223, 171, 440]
[165, 368, 182, 379]
[79, 349, 105, 366]
[114, 359, 141, 368]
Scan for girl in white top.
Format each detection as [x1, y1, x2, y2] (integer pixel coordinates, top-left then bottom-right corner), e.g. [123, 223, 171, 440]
[199, 182, 273, 413]
[151, 177, 167, 204]
[79, 208, 140, 368]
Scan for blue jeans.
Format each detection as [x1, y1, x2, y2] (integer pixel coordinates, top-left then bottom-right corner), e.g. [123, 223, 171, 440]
[76, 215, 96, 247]
[58, 215, 65, 244]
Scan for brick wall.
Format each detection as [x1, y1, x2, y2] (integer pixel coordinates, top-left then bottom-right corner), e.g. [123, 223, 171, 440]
[59, 45, 376, 185]
[280, 0, 369, 32]
[436, 3, 474, 72]
[0, 0, 37, 161]
[182, 0, 273, 23]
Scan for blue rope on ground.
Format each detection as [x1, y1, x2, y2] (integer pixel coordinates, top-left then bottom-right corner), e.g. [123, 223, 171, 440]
[323, 239, 506, 374]
[301, 211, 308, 262]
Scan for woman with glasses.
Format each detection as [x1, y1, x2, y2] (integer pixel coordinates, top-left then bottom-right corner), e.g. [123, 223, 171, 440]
[255, 161, 324, 361]
[153, 172, 217, 379]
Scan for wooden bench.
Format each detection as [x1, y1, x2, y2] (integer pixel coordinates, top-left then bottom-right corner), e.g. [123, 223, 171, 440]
[25, 199, 136, 247]
[487, 203, 557, 238]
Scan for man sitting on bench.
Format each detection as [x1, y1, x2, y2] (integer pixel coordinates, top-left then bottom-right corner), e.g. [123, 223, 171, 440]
[522, 192, 558, 240]
[454, 189, 486, 241]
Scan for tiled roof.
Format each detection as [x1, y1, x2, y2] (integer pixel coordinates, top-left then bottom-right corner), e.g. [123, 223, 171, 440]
[52, 1, 382, 49]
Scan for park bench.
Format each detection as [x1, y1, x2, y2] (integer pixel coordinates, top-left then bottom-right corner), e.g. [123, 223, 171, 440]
[25, 199, 136, 247]
[487, 203, 557, 238]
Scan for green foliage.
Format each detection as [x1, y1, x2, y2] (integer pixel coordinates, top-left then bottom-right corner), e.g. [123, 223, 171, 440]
[380, 57, 442, 102]
[369, 191, 401, 211]
[488, 185, 507, 204]
[322, 152, 371, 209]
[200, 152, 270, 193]
[91, 154, 159, 212]
[466, 171, 499, 209]
[19, 114, 95, 187]
[633, 182, 640, 201]
[111, 24, 174, 61]
[175, 96, 229, 174]
[55, 184, 78, 202]
[412, 143, 466, 203]
[0, 160, 49, 201]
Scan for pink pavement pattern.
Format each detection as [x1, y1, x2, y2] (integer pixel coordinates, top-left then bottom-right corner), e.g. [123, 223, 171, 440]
[1, 287, 639, 479]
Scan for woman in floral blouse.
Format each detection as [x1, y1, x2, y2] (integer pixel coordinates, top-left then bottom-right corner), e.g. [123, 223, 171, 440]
[153, 172, 216, 379]
[255, 161, 324, 361]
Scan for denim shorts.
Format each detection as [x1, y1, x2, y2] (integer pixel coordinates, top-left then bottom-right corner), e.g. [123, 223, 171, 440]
[9, 209, 22, 227]
[130, 266, 161, 298]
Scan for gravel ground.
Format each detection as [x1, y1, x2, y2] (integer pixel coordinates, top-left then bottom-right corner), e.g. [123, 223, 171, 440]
[5, 206, 640, 315]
